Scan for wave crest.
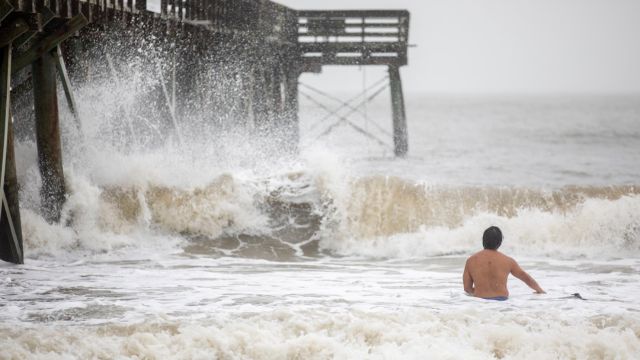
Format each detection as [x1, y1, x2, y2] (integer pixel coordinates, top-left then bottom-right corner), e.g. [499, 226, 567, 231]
[21, 170, 640, 260]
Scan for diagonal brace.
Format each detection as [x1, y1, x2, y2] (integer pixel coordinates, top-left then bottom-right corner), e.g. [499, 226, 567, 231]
[52, 45, 82, 131]
[0, 45, 10, 216]
[0, 18, 29, 48]
[301, 76, 388, 124]
[2, 191, 22, 264]
[12, 7, 53, 48]
[301, 86, 391, 148]
[11, 14, 88, 75]
[0, 0, 12, 23]
[313, 82, 389, 140]
[305, 79, 389, 134]
[0, 45, 22, 264]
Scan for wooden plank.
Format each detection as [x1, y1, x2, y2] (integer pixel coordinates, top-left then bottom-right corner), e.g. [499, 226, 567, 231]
[71, 0, 81, 16]
[0, 0, 13, 23]
[52, 45, 81, 130]
[59, 0, 69, 18]
[0, 46, 22, 264]
[0, 46, 10, 213]
[298, 10, 409, 18]
[1, 110, 23, 264]
[33, 0, 44, 14]
[298, 23, 406, 29]
[3, 112, 24, 265]
[301, 55, 405, 67]
[193, 0, 198, 20]
[2, 190, 23, 263]
[0, 18, 29, 48]
[16, 0, 35, 13]
[50, 0, 60, 16]
[13, 8, 51, 47]
[134, 0, 146, 13]
[80, 0, 91, 22]
[12, 14, 88, 74]
[300, 31, 401, 38]
[299, 42, 404, 53]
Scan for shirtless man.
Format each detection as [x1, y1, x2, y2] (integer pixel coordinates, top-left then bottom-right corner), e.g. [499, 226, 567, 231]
[463, 226, 545, 300]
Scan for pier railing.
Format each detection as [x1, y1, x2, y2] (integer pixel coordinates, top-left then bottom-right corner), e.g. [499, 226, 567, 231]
[2, 0, 296, 39]
[297, 10, 410, 70]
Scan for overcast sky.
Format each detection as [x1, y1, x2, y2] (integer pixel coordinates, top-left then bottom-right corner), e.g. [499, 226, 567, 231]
[275, 0, 640, 94]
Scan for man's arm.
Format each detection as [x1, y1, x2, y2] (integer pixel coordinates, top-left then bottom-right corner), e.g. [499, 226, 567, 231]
[463, 259, 474, 295]
[510, 259, 545, 294]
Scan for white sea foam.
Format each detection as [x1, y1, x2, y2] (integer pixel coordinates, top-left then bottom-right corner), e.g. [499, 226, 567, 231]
[16, 143, 640, 260]
[321, 194, 640, 259]
[1, 309, 638, 359]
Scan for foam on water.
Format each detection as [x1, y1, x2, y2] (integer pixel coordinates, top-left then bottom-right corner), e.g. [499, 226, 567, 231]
[2, 309, 639, 360]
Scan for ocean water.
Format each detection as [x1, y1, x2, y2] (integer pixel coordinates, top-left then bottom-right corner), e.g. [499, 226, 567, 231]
[1, 90, 640, 359]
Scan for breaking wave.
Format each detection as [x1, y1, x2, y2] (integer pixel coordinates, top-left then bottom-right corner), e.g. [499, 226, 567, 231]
[19, 154, 640, 260]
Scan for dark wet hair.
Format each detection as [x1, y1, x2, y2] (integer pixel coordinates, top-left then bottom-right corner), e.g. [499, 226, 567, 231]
[483, 226, 503, 250]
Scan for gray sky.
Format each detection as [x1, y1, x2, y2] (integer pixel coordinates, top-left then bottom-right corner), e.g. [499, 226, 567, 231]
[275, 0, 640, 94]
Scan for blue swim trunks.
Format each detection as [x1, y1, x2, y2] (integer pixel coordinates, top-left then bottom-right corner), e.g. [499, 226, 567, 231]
[483, 296, 508, 301]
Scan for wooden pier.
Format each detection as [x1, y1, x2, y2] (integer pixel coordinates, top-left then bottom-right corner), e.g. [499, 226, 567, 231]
[296, 10, 410, 156]
[0, 0, 410, 264]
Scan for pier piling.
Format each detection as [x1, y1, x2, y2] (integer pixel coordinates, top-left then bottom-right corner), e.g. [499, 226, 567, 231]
[2, 111, 23, 263]
[283, 66, 300, 152]
[389, 65, 408, 157]
[0, 44, 23, 264]
[32, 51, 66, 223]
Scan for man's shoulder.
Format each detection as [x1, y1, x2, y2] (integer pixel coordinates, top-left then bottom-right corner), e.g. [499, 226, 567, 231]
[466, 251, 487, 263]
[470, 250, 514, 262]
[467, 251, 482, 260]
[498, 252, 516, 262]
[495, 252, 518, 268]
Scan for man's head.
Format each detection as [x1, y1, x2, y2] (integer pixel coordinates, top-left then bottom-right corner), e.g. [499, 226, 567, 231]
[483, 226, 502, 250]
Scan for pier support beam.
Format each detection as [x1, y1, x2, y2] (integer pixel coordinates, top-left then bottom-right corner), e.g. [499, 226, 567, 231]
[2, 112, 23, 264]
[272, 66, 283, 118]
[0, 45, 23, 264]
[32, 51, 66, 223]
[283, 66, 300, 153]
[263, 67, 276, 129]
[389, 65, 408, 157]
[52, 46, 82, 131]
[252, 66, 268, 130]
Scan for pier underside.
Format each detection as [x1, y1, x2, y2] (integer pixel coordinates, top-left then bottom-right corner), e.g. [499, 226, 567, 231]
[0, 1, 410, 264]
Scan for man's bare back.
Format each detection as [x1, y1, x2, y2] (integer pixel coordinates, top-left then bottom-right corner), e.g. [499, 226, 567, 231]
[463, 227, 545, 299]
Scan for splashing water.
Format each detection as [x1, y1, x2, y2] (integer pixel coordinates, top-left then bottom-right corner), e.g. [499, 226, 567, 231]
[3, 29, 640, 358]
